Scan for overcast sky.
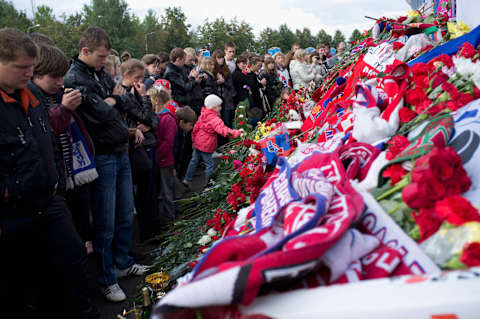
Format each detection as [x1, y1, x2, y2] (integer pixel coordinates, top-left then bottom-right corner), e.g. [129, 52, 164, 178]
[15, 0, 411, 38]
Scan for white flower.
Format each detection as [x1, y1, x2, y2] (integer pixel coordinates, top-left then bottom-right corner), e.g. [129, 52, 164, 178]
[238, 114, 244, 118]
[288, 109, 301, 121]
[453, 56, 480, 81]
[207, 228, 217, 237]
[442, 65, 456, 77]
[198, 235, 212, 245]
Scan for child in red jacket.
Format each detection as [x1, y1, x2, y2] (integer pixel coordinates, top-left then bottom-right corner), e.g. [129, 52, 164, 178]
[183, 94, 242, 188]
[148, 85, 177, 227]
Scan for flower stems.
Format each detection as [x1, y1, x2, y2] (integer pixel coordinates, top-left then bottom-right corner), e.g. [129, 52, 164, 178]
[376, 176, 409, 201]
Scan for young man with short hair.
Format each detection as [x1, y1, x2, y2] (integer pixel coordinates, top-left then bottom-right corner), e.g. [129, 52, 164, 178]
[29, 43, 97, 256]
[64, 26, 147, 303]
[0, 28, 99, 318]
[224, 42, 236, 73]
[163, 47, 201, 109]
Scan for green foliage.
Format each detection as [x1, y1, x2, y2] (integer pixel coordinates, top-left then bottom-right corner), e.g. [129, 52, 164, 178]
[256, 27, 282, 53]
[277, 24, 296, 53]
[295, 27, 315, 49]
[83, 0, 140, 57]
[196, 17, 255, 53]
[332, 29, 346, 48]
[0, 0, 32, 31]
[316, 29, 332, 47]
[158, 7, 192, 53]
[2, 1, 359, 63]
[349, 28, 362, 43]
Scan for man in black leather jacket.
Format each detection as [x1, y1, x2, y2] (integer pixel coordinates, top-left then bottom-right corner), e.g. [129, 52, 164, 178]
[63, 27, 147, 303]
[0, 28, 99, 318]
[164, 47, 202, 109]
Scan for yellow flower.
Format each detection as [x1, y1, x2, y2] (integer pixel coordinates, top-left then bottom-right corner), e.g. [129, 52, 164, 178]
[448, 21, 471, 39]
[255, 135, 260, 140]
[407, 10, 419, 18]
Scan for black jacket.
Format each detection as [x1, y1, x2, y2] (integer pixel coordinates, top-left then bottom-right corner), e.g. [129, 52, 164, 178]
[121, 84, 158, 149]
[232, 68, 249, 105]
[245, 72, 264, 110]
[0, 87, 60, 208]
[260, 71, 282, 109]
[64, 55, 136, 154]
[199, 71, 218, 99]
[164, 62, 197, 107]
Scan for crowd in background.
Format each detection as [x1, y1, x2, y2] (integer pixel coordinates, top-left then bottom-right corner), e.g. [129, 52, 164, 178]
[0, 24, 348, 318]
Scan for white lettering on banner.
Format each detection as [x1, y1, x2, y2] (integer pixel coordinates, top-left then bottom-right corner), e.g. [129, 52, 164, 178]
[291, 169, 333, 199]
[322, 195, 349, 235]
[262, 260, 318, 283]
[290, 205, 314, 234]
[320, 160, 342, 183]
[360, 208, 440, 274]
[377, 253, 400, 273]
[362, 251, 400, 273]
[259, 166, 296, 228]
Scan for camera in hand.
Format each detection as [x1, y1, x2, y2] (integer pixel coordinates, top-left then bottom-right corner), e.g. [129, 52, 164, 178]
[64, 86, 88, 103]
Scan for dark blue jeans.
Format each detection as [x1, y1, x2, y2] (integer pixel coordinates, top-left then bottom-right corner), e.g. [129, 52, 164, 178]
[184, 148, 214, 185]
[92, 152, 135, 287]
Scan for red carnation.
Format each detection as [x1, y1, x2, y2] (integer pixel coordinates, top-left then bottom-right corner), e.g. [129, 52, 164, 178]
[431, 72, 449, 88]
[441, 82, 459, 100]
[386, 135, 410, 160]
[411, 208, 443, 243]
[405, 87, 428, 106]
[415, 99, 433, 114]
[430, 54, 454, 68]
[399, 107, 417, 123]
[457, 42, 476, 59]
[410, 63, 432, 77]
[460, 242, 480, 267]
[435, 195, 480, 226]
[383, 164, 408, 186]
[392, 42, 405, 51]
[474, 86, 480, 100]
[455, 92, 474, 110]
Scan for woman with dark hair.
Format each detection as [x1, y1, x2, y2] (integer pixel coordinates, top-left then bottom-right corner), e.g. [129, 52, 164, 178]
[232, 54, 249, 106]
[212, 49, 236, 128]
[260, 56, 282, 110]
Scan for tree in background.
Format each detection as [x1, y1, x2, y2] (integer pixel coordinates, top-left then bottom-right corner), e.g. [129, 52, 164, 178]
[316, 29, 332, 47]
[196, 17, 255, 53]
[256, 27, 281, 54]
[158, 7, 192, 53]
[277, 24, 296, 53]
[142, 9, 164, 54]
[332, 29, 346, 48]
[295, 27, 316, 49]
[1, 1, 357, 60]
[83, 0, 140, 57]
[349, 28, 362, 44]
[0, 0, 32, 32]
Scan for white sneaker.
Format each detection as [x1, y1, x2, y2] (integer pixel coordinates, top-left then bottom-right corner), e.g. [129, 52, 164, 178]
[103, 283, 126, 302]
[212, 151, 222, 159]
[116, 263, 148, 278]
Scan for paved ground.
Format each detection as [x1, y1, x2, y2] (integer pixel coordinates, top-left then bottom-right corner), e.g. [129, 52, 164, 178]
[94, 167, 207, 318]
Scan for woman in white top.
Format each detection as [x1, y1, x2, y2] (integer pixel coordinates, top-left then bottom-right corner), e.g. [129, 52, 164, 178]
[289, 48, 316, 90]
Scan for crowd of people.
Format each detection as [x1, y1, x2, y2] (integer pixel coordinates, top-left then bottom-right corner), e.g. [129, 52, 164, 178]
[0, 24, 347, 318]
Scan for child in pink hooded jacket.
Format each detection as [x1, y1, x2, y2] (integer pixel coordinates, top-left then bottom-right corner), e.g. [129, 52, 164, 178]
[183, 94, 242, 188]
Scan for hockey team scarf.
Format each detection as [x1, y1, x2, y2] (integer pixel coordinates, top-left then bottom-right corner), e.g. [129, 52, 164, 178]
[152, 152, 364, 317]
[68, 117, 98, 188]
